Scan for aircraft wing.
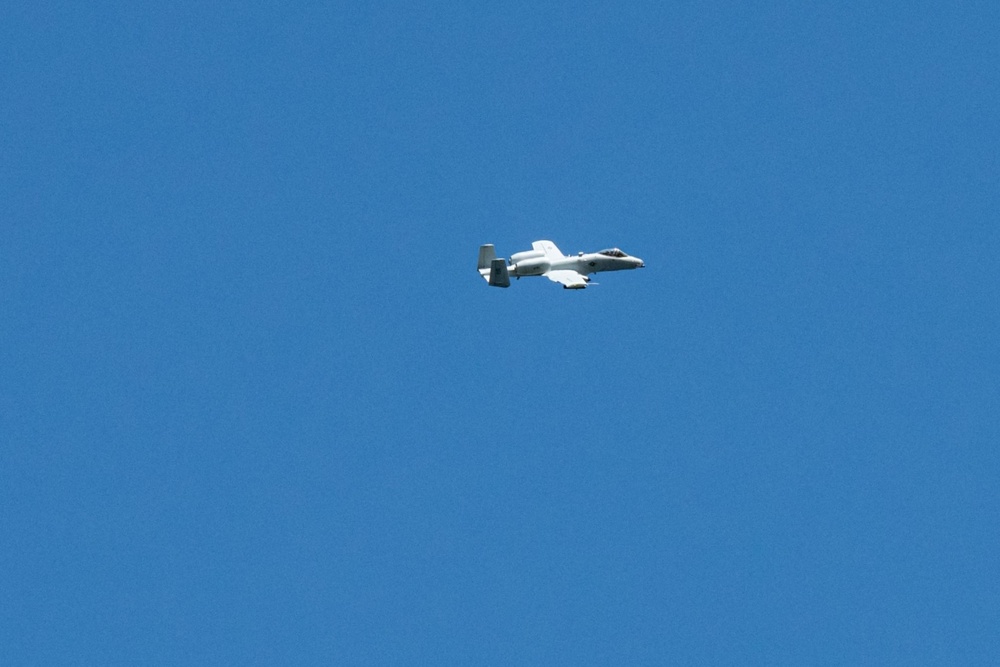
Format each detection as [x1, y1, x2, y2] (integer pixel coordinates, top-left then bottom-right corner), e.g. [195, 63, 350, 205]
[532, 240, 564, 261]
[545, 269, 588, 289]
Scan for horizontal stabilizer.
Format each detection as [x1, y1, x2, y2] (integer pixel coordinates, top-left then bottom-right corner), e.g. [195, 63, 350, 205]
[489, 258, 510, 287]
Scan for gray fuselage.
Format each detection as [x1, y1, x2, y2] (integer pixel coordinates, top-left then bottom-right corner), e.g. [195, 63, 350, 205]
[509, 252, 644, 277]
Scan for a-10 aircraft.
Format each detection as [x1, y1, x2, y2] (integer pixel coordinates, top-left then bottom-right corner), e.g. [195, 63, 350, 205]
[477, 240, 644, 289]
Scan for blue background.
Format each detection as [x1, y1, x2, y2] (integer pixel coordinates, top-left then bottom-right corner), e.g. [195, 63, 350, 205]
[3, 2, 999, 663]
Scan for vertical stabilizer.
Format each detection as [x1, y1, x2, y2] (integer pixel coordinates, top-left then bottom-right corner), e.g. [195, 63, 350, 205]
[478, 244, 498, 270]
[489, 258, 511, 287]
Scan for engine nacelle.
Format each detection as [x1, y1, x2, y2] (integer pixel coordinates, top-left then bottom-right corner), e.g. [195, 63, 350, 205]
[513, 258, 550, 275]
[510, 249, 545, 264]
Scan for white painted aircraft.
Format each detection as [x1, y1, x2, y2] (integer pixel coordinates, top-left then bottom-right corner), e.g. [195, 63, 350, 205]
[477, 240, 644, 289]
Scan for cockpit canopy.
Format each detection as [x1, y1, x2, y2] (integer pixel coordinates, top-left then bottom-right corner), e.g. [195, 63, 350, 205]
[598, 248, 628, 258]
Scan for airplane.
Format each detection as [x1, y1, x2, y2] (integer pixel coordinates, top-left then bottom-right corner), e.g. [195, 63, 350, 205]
[477, 240, 644, 289]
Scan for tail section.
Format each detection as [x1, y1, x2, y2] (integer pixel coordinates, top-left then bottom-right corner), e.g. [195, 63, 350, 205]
[478, 244, 498, 271]
[488, 258, 510, 287]
[477, 244, 510, 287]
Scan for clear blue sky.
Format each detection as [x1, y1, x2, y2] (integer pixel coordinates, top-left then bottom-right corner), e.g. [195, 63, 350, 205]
[3, 2, 999, 664]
